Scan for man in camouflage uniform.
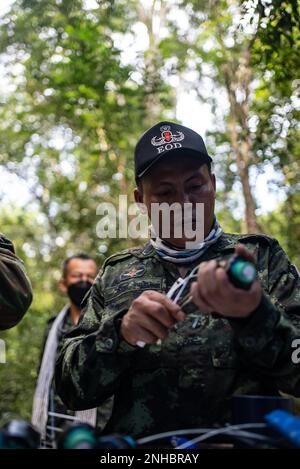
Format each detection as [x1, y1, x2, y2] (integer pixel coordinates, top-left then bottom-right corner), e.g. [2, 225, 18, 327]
[0, 234, 32, 330]
[56, 122, 300, 439]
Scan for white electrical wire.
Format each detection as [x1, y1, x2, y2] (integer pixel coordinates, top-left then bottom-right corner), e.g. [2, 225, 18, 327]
[137, 423, 267, 446]
[137, 428, 210, 445]
[166, 265, 199, 304]
[48, 411, 84, 422]
[175, 423, 267, 449]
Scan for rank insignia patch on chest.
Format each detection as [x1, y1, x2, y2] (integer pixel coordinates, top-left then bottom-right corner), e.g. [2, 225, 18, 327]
[119, 266, 146, 281]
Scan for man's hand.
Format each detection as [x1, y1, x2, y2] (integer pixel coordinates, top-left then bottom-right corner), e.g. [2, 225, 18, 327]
[190, 244, 262, 318]
[121, 290, 186, 346]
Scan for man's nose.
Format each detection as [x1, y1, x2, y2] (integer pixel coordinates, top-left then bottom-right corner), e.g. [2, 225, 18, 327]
[81, 275, 89, 282]
[175, 191, 192, 205]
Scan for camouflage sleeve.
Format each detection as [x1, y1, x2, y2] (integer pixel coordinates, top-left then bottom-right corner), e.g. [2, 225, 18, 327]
[0, 234, 33, 330]
[231, 238, 300, 396]
[55, 274, 136, 410]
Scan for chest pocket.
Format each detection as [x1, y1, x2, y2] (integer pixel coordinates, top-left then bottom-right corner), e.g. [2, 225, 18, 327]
[103, 278, 164, 312]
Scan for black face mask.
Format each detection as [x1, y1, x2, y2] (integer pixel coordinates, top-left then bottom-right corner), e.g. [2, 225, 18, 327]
[67, 281, 93, 307]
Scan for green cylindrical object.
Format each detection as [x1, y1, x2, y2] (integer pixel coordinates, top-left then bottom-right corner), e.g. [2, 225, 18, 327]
[62, 426, 97, 449]
[227, 256, 257, 290]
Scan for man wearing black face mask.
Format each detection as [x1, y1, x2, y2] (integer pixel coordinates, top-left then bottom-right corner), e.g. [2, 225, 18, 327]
[60, 253, 96, 322]
[32, 253, 112, 447]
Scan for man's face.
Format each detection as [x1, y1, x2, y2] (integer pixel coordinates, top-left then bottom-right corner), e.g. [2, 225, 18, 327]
[134, 154, 216, 248]
[60, 259, 98, 294]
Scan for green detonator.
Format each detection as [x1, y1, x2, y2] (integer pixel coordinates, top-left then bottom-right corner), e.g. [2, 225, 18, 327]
[218, 255, 257, 290]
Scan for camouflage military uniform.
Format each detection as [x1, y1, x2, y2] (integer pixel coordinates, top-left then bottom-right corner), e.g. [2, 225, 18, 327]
[0, 234, 32, 330]
[56, 233, 300, 438]
[39, 310, 113, 447]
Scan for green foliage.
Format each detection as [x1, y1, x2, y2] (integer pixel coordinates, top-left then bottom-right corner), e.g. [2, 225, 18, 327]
[0, 0, 174, 420]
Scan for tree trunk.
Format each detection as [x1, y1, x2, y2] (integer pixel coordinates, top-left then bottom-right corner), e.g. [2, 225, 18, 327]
[223, 48, 262, 234]
[138, 0, 166, 126]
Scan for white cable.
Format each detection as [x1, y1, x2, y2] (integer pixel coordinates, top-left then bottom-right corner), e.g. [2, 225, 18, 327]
[167, 265, 199, 305]
[47, 411, 84, 422]
[175, 423, 267, 449]
[166, 277, 185, 301]
[137, 428, 213, 445]
[137, 424, 269, 446]
[46, 425, 64, 433]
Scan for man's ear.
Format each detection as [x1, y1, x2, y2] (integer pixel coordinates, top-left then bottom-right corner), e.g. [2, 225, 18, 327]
[59, 278, 68, 294]
[134, 187, 143, 204]
[211, 173, 216, 192]
[134, 187, 148, 215]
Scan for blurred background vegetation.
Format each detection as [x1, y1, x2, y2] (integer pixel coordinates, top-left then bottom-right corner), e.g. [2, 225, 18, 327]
[0, 0, 299, 422]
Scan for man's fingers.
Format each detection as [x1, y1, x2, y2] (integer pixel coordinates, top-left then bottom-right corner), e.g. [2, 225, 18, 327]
[131, 325, 158, 346]
[215, 266, 233, 291]
[124, 291, 186, 347]
[121, 321, 157, 347]
[190, 281, 214, 313]
[136, 312, 169, 340]
[145, 290, 186, 321]
[197, 260, 218, 297]
[235, 244, 256, 263]
[142, 299, 176, 328]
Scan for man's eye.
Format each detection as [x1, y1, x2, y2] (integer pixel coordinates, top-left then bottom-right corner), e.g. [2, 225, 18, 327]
[190, 185, 203, 190]
[156, 191, 171, 197]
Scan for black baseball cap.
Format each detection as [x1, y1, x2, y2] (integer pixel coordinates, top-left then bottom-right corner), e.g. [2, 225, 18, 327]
[134, 121, 212, 180]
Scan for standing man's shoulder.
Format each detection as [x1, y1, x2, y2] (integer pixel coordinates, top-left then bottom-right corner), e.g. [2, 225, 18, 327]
[218, 232, 285, 258]
[44, 315, 58, 338]
[220, 231, 278, 248]
[97, 244, 155, 282]
[220, 232, 299, 295]
[85, 243, 158, 312]
[102, 244, 153, 268]
[221, 232, 295, 258]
